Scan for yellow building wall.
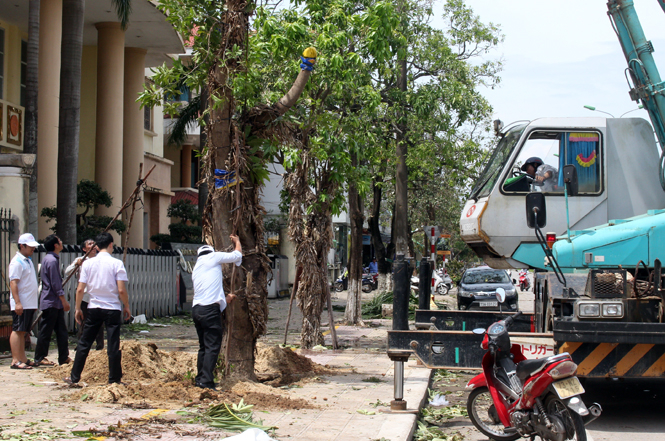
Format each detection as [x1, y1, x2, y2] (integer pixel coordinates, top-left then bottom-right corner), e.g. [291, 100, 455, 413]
[4, 25, 22, 106]
[78, 46, 97, 183]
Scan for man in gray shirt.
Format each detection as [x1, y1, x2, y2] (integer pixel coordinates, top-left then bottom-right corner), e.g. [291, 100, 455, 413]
[34, 234, 71, 366]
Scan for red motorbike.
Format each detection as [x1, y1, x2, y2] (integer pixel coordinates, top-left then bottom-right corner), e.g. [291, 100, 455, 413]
[518, 270, 531, 291]
[465, 288, 601, 441]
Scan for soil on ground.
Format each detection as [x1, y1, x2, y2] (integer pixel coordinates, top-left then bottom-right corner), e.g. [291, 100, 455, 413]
[47, 341, 328, 410]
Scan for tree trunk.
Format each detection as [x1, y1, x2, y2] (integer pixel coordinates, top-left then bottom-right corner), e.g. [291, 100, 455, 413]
[25, 0, 39, 237]
[369, 160, 389, 291]
[56, 0, 84, 245]
[394, 57, 409, 257]
[344, 151, 364, 324]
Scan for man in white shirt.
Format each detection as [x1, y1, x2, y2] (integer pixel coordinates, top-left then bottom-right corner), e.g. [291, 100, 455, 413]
[68, 232, 131, 384]
[64, 239, 104, 351]
[191, 235, 242, 389]
[8, 233, 40, 370]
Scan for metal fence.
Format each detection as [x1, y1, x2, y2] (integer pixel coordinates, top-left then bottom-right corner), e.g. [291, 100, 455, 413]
[0, 208, 14, 312]
[34, 246, 180, 332]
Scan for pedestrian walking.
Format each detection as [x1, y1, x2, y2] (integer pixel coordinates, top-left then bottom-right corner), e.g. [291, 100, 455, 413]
[191, 235, 242, 390]
[8, 233, 40, 370]
[67, 232, 130, 385]
[64, 239, 104, 351]
[34, 234, 71, 366]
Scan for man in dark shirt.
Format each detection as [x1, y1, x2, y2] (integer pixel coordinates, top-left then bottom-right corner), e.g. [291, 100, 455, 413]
[34, 235, 71, 366]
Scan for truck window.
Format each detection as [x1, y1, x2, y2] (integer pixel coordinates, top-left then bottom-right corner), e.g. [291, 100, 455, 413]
[502, 130, 601, 195]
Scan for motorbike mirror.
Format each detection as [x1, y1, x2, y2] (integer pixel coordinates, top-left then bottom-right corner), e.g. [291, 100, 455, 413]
[472, 328, 485, 335]
[495, 287, 506, 303]
[525, 192, 547, 229]
[512, 278, 517, 285]
[563, 164, 579, 197]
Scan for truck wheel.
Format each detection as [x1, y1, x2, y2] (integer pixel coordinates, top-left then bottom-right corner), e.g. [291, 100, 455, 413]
[467, 387, 520, 441]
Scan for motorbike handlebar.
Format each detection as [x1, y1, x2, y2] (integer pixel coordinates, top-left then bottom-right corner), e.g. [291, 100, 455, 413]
[503, 311, 523, 328]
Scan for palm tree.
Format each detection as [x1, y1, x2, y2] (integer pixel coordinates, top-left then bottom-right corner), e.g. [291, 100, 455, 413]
[56, 0, 132, 243]
[25, 0, 39, 237]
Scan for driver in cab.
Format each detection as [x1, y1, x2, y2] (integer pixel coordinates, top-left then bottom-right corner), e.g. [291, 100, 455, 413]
[521, 157, 558, 192]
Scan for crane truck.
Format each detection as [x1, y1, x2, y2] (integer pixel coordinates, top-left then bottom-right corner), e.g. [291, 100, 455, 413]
[461, 0, 665, 379]
[388, 1, 665, 381]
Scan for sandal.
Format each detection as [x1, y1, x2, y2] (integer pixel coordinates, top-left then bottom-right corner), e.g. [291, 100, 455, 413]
[10, 362, 33, 370]
[37, 358, 56, 366]
[26, 359, 40, 367]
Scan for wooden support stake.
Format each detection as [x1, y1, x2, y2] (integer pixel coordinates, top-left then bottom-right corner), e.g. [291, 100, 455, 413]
[283, 265, 302, 345]
[123, 163, 144, 263]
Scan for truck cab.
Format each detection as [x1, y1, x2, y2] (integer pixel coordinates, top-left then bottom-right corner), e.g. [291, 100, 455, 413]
[460, 117, 665, 270]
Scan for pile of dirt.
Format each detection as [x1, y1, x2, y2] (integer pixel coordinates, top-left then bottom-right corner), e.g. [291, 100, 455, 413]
[47, 341, 326, 410]
[48, 341, 196, 385]
[254, 342, 335, 386]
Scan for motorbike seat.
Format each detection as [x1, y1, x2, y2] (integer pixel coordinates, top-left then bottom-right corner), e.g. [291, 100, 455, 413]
[516, 358, 549, 382]
[516, 353, 570, 382]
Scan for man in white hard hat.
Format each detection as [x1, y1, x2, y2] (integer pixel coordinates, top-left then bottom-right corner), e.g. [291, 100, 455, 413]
[8, 233, 40, 370]
[191, 235, 242, 389]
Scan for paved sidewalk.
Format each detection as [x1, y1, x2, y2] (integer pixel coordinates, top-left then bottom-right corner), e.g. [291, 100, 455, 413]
[258, 337, 432, 441]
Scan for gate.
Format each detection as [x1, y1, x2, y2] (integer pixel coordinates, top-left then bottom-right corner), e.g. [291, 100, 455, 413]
[0, 208, 15, 344]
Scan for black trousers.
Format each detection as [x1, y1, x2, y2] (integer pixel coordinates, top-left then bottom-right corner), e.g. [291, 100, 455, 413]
[34, 307, 70, 364]
[71, 308, 122, 384]
[192, 303, 224, 388]
[77, 301, 104, 350]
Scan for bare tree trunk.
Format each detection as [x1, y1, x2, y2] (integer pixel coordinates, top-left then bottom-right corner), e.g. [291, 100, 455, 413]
[394, 58, 409, 256]
[369, 159, 389, 292]
[344, 151, 364, 324]
[26, 0, 40, 237]
[56, 0, 84, 245]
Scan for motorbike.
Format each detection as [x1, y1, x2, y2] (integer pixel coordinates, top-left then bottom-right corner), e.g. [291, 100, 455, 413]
[334, 267, 348, 292]
[466, 288, 601, 441]
[411, 269, 452, 295]
[362, 272, 377, 293]
[518, 270, 531, 292]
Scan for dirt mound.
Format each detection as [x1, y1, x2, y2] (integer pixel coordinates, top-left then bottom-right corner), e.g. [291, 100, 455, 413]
[48, 342, 322, 410]
[254, 342, 334, 385]
[48, 341, 196, 385]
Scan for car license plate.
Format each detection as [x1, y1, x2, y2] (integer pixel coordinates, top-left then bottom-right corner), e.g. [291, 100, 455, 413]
[553, 377, 585, 399]
[479, 301, 498, 307]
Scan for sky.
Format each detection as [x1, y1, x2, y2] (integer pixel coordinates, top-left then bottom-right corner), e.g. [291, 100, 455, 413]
[437, 0, 665, 126]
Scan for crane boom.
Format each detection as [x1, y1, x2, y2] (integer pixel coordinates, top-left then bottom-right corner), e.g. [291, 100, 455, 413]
[607, 0, 665, 188]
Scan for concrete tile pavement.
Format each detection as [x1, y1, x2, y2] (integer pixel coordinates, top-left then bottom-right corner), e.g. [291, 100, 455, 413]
[256, 326, 432, 441]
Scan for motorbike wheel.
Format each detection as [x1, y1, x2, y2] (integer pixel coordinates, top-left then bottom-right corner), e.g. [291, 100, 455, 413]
[362, 284, 373, 293]
[545, 395, 587, 441]
[334, 282, 344, 292]
[436, 284, 449, 296]
[467, 387, 520, 441]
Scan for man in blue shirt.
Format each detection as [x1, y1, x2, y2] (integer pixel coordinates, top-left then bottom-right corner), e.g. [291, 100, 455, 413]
[34, 234, 71, 366]
[368, 258, 378, 274]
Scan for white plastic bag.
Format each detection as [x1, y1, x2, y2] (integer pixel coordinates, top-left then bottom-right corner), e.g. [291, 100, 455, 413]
[429, 394, 450, 407]
[220, 428, 276, 441]
[132, 314, 147, 324]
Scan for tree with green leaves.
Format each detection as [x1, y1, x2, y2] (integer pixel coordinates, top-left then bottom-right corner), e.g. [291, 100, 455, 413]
[366, 0, 502, 284]
[142, 0, 316, 377]
[249, 0, 403, 340]
[41, 179, 126, 243]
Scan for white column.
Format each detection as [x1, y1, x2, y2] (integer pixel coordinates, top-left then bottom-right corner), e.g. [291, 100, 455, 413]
[94, 22, 125, 243]
[37, 0, 62, 239]
[122, 47, 147, 248]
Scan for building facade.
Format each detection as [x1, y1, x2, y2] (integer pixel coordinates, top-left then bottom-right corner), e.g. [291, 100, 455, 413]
[0, 0, 183, 246]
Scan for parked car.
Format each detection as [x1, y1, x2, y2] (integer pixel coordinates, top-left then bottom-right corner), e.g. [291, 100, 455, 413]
[456, 266, 518, 311]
